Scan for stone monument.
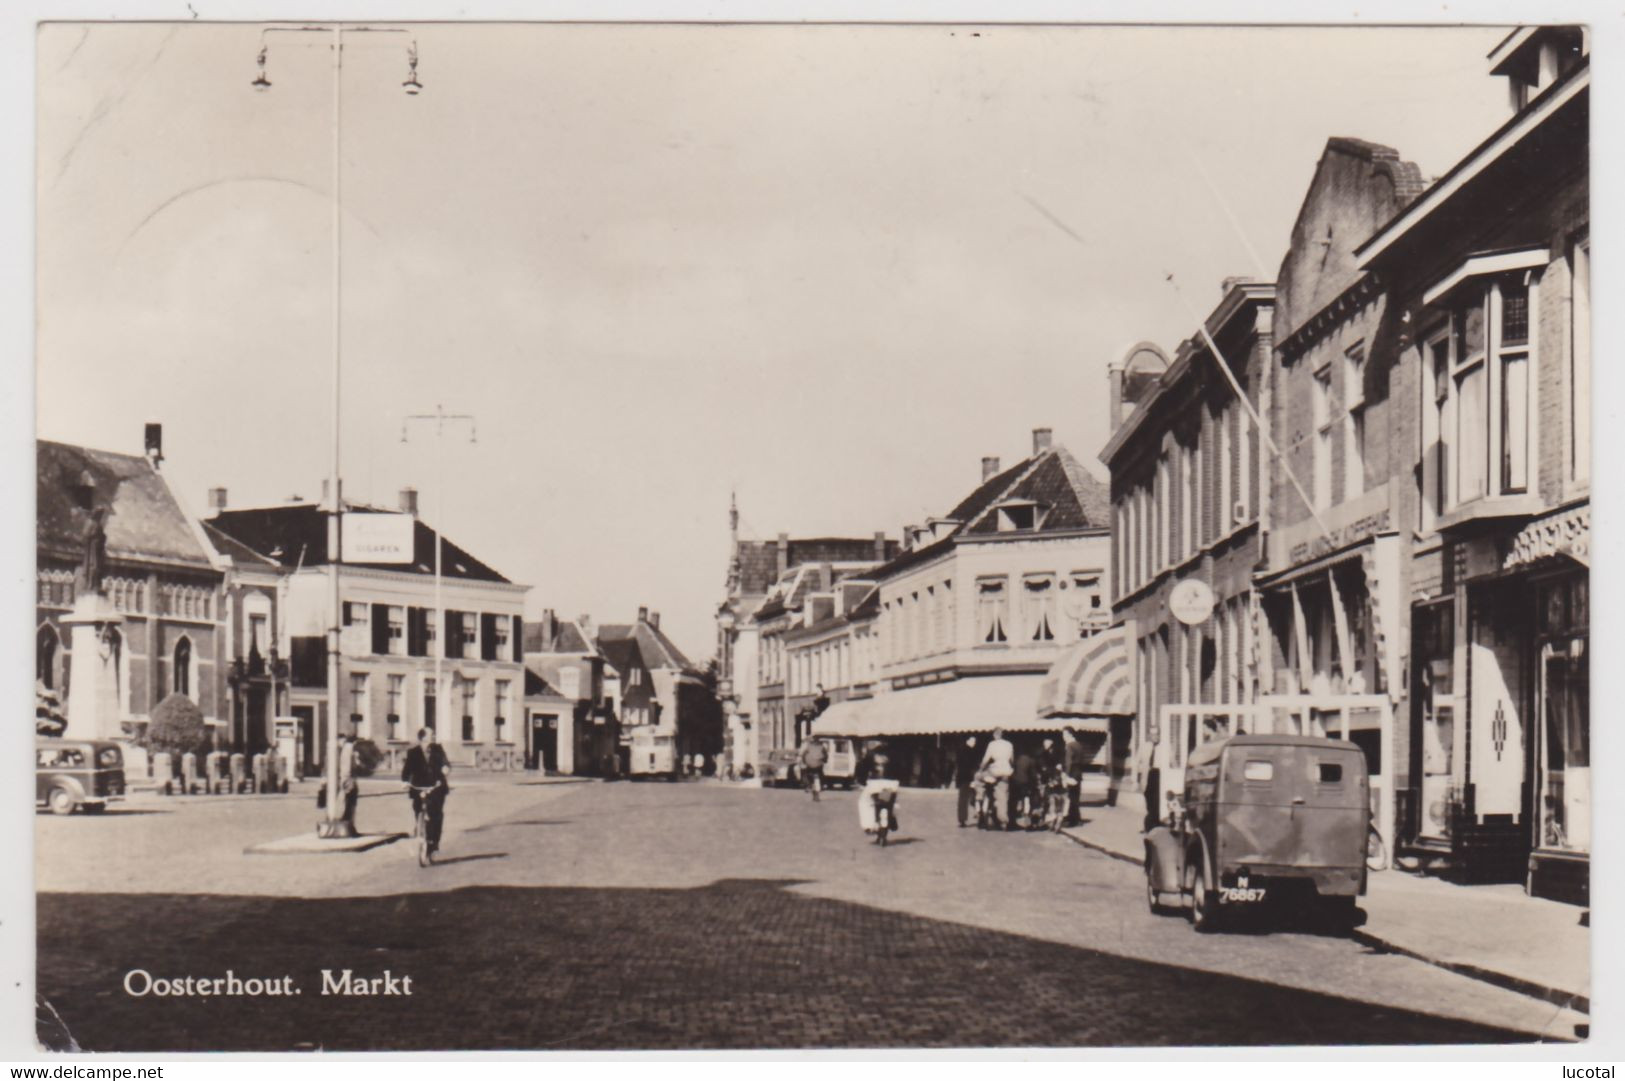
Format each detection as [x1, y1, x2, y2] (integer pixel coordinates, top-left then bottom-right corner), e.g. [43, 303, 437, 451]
[60, 507, 126, 743]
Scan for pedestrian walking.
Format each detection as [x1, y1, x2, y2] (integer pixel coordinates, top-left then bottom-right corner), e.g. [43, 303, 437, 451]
[798, 735, 828, 801]
[953, 735, 981, 827]
[1011, 744, 1038, 829]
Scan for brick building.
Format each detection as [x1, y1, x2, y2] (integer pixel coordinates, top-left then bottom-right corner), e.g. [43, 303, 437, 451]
[1355, 26, 1589, 902]
[1101, 283, 1273, 820]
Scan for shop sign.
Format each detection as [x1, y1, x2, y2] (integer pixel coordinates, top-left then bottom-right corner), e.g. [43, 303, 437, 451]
[1169, 578, 1215, 626]
[1505, 505, 1589, 569]
[340, 512, 415, 563]
[1289, 508, 1391, 565]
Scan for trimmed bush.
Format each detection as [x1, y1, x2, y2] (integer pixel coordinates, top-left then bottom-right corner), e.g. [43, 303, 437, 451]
[143, 694, 209, 758]
[353, 738, 384, 777]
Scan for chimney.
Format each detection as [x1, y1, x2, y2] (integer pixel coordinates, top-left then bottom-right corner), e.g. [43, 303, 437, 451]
[578, 613, 594, 640]
[143, 423, 163, 469]
[1032, 427, 1053, 456]
[903, 524, 918, 552]
[981, 456, 1001, 482]
[873, 531, 887, 562]
[541, 608, 556, 647]
[819, 564, 832, 591]
[207, 487, 228, 514]
[776, 532, 790, 578]
[399, 486, 419, 516]
[649, 611, 661, 629]
[637, 606, 649, 624]
[1108, 363, 1124, 428]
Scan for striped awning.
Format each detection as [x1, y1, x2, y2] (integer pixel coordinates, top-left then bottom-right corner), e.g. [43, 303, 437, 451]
[1035, 627, 1134, 721]
[812, 675, 1052, 738]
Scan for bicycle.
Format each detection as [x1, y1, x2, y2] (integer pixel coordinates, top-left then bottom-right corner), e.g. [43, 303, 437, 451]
[407, 784, 441, 867]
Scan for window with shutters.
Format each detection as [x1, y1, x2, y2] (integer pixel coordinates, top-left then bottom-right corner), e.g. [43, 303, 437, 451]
[461, 678, 477, 741]
[387, 606, 405, 656]
[423, 677, 437, 732]
[494, 679, 511, 742]
[387, 674, 404, 739]
[493, 616, 510, 658]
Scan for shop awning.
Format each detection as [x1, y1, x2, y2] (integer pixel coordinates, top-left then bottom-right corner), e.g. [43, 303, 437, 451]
[1035, 628, 1135, 729]
[819, 675, 1053, 739]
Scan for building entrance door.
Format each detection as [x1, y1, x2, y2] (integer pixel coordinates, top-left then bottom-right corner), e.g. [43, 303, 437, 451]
[292, 705, 316, 777]
[533, 713, 558, 772]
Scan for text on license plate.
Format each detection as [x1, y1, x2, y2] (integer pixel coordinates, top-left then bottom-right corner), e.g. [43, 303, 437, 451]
[1221, 886, 1266, 903]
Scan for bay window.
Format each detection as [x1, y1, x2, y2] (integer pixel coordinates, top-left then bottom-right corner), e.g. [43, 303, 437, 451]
[1423, 251, 1544, 516]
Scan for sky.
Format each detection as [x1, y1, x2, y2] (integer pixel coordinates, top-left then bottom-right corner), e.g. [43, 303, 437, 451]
[35, 21, 1516, 662]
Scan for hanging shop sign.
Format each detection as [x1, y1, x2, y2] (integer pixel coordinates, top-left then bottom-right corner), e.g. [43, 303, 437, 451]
[1169, 578, 1215, 626]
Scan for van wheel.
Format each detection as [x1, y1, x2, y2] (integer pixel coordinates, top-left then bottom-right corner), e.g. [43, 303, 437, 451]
[1191, 865, 1221, 933]
[48, 787, 77, 816]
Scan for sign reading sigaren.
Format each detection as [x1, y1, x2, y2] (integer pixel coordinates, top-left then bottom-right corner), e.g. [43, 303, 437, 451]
[341, 512, 416, 564]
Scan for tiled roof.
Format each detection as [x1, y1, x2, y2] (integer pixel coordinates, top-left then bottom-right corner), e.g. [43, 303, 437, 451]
[962, 445, 1110, 535]
[207, 503, 511, 583]
[730, 536, 896, 598]
[202, 521, 281, 569]
[598, 620, 696, 674]
[523, 618, 596, 656]
[37, 440, 217, 571]
[862, 446, 1105, 581]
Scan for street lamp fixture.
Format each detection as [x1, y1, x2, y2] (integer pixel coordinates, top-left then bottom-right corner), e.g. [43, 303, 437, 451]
[251, 47, 271, 91]
[403, 43, 423, 95]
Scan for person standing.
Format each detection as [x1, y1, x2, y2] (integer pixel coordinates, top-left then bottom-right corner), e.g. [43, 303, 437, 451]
[978, 727, 1015, 830]
[953, 735, 982, 827]
[1061, 726, 1088, 826]
[334, 729, 360, 831]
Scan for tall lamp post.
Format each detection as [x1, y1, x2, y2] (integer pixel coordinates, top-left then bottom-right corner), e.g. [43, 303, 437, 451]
[402, 406, 477, 743]
[251, 24, 422, 837]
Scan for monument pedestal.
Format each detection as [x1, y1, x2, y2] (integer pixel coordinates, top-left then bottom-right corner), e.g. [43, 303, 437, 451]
[59, 593, 125, 744]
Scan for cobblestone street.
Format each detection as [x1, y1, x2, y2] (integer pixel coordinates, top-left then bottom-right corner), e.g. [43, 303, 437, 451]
[36, 780, 1581, 1050]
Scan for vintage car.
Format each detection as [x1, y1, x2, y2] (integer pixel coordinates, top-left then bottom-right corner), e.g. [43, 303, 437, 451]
[759, 748, 802, 788]
[1144, 734, 1369, 931]
[37, 737, 126, 815]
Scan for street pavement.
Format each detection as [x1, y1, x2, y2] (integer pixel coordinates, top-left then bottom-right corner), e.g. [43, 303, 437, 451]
[35, 779, 1584, 1051]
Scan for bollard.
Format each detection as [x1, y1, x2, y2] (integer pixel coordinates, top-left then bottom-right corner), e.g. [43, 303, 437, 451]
[152, 752, 174, 796]
[180, 752, 199, 795]
[251, 753, 268, 794]
[230, 753, 248, 793]
[264, 749, 282, 794]
[206, 751, 229, 794]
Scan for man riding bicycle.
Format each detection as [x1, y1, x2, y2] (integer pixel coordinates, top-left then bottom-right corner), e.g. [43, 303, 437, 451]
[401, 727, 451, 857]
[798, 735, 828, 801]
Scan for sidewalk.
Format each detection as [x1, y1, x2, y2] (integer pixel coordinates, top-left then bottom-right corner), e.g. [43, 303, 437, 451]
[1059, 801, 1590, 1015]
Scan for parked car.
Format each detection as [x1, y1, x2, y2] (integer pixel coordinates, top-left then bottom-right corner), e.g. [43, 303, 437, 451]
[819, 737, 858, 789]
[759, 749, 801, 788]
[1144, 734, 1369, 931]
[37, 738, 126, 815]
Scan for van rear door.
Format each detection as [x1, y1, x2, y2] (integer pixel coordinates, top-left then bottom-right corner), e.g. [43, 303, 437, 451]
[1217, 743, 1367, 870]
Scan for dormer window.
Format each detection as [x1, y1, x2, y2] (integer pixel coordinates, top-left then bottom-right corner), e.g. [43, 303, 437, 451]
[927, 517, 961, 542]
[995, 499, 1047, 532]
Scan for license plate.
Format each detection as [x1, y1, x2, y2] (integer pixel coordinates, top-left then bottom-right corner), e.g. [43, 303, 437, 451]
[1220, 886, 1267, 903]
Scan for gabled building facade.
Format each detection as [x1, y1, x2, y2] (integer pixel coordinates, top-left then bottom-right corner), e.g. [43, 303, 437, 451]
[206, 488, 529, 774]
[523, 610, 612, 775]
[715, 503, 896, 776]
[819, 429, 1115, 786]
[36, 428, 229, 764]
[599, 608, 721, 775]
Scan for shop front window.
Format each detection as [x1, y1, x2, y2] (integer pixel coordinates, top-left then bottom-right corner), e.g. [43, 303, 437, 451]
[1537, 576, 1589, 853]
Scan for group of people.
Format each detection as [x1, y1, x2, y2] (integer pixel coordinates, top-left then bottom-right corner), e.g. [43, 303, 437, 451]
[792, 725, 1095, 839]
[954, 726, 1092, 831]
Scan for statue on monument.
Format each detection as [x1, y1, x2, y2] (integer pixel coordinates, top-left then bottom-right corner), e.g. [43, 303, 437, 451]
[77, 506, 109, 598]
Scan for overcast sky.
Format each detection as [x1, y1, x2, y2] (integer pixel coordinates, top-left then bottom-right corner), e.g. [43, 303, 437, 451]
[36, 22, 1514, 661]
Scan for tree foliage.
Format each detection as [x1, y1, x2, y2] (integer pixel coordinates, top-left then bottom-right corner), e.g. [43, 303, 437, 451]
[143, 693, 209, 756]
